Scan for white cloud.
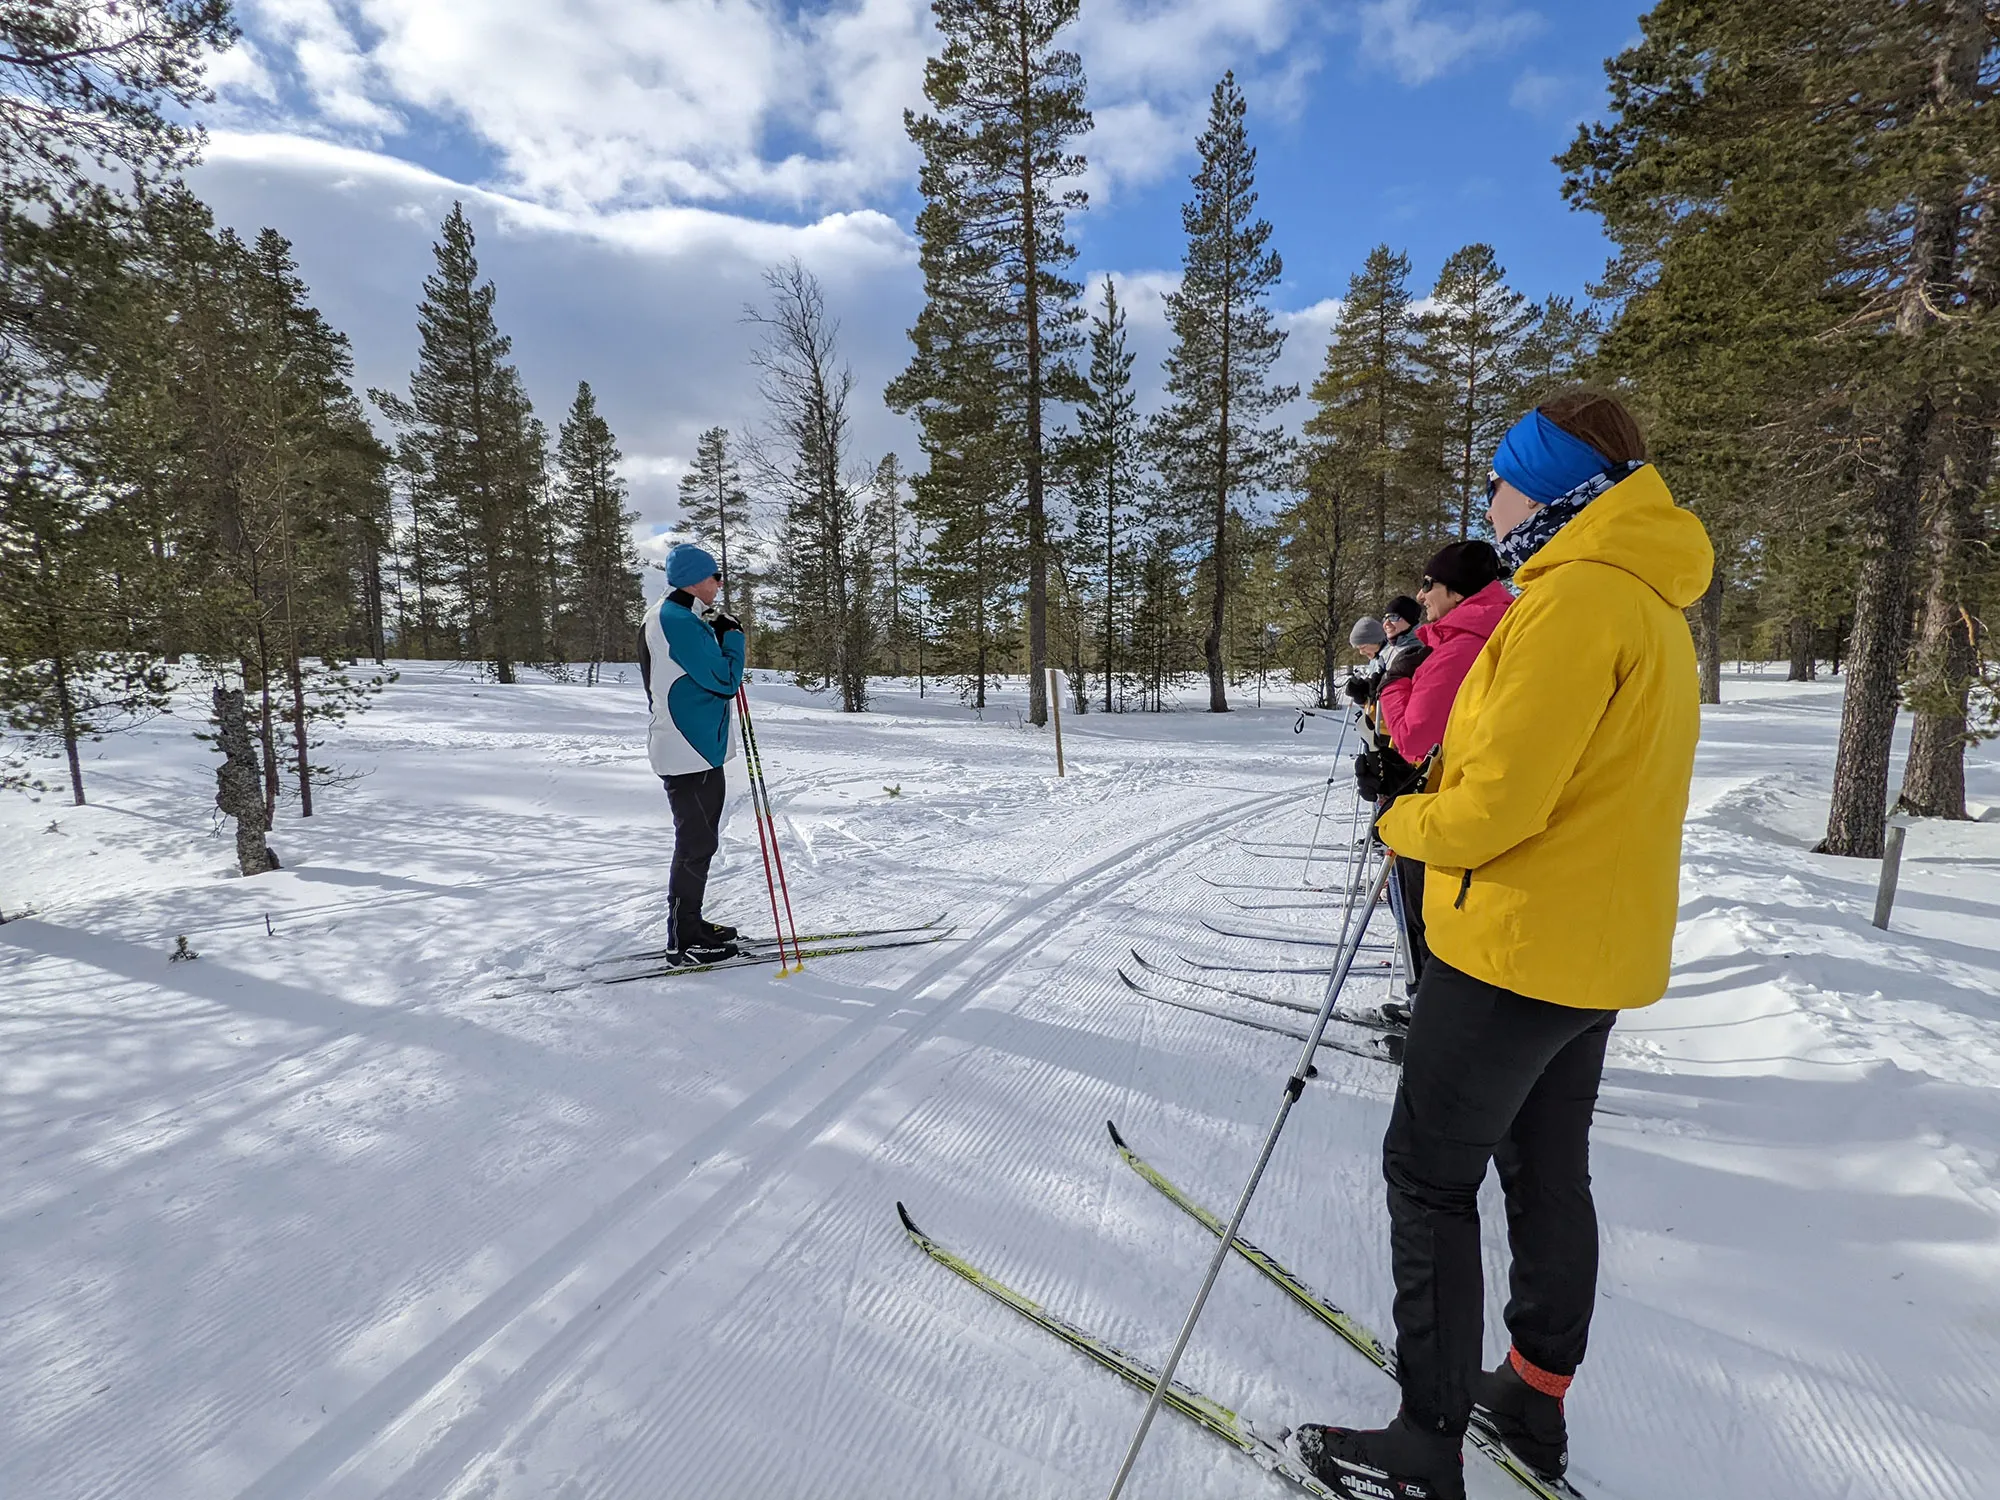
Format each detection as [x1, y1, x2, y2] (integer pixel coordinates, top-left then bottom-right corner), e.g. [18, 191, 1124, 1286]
[190, 133, 922, 543]
[202, 132, 915, 266]
[258, 0, 401, 132]
[1283, 297, 1345, 337]
[217, 0, 1326, 216]
[1350, 0, 1543, 87]
[1508, 67, 1567, 115]
[1073, 0, 1320, 202]
[218, 0, 922, 211]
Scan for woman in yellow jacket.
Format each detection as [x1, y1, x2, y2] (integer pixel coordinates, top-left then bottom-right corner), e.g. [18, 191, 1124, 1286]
[1289, 390, 1714, 1500]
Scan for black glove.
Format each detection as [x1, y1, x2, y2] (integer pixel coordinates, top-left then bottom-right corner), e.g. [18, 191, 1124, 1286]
[1342, 674, 1371, 706]
[712, 612, 743, 636]
[1354, 744, 1420, 804]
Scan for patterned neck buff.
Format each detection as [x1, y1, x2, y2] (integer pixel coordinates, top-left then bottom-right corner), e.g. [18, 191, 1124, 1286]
[1495, 465, 1640, 573]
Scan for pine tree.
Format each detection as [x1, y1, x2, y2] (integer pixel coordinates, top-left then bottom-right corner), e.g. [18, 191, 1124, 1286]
[0, 0, 232, 799]
[677, 426, 752, 616]
[372, 203, 547, 685]
[865, 454, 909, 675]
[1416, 244, 1539, 538]
[906, 334, 1020, 709]
[896, 0, 1090, 726]
[1274, 444, 1355, 710]
[0, 459, 171, 802]
[749, 260, 872, 712]
[90, 194, 390, 820]
[1307, 245, 1428, 606]
[555, 382, 641, 684]
[888, 180, 1023, 709]
[1563, 0, 2000, 851]
[1068, 277, 1140, 711]
[1148, 73, 1295, 713]
[1516, 295, 1597, 406]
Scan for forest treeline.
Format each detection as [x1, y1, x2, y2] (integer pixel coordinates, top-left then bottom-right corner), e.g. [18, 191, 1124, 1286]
[3, 0, 1996, 863]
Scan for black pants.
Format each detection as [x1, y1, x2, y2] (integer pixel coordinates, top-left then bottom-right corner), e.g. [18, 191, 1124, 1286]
[1390, 858, 1429, 995]
[1382, 957, 1615, 1436]
[663, 766, 726, 943]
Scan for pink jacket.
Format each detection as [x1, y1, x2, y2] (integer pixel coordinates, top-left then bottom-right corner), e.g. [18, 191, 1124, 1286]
[1378, 579, 1514, 761]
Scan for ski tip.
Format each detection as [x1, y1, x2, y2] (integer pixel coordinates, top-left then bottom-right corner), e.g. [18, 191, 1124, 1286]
[894, 1201, 920, 1235]
[1104, 1119, 1128, 1150]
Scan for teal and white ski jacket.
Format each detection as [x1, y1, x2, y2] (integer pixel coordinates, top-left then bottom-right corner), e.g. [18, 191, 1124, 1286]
[640, 591, 745, 776]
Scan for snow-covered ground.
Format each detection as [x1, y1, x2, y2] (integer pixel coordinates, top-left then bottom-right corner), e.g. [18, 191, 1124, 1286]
[3, 664, 1996, 1500]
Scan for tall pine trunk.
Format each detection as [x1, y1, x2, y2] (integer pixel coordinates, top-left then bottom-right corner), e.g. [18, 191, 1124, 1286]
[1898, 411, 1990, 816]
[1821, 5, 1981, 857]
[51, 648, 85, 807]
[1787, 617, 1816, 680]
[1018, 12, 1050, 730]
[1695, 568, 1724, 705]
[1822, 401, 1934, 855]
[1206, 246, 1235, 715]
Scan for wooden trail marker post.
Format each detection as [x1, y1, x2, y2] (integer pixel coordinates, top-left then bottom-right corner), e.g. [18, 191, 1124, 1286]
[1873, 815, 1910, 931]
[1046, 668, 1066, 777]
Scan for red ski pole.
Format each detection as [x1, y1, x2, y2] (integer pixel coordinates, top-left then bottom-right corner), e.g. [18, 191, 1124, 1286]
[741, 711, 790, 971]
[736, 683, 803, 974]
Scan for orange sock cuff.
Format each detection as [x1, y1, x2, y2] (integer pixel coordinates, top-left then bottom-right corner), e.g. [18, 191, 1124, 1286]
[1509, 1347, 1573, 1399]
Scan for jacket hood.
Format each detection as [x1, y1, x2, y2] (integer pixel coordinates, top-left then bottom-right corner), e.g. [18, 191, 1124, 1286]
[1417, 579, 1513, 649]
[1511, 464, 1714, 609]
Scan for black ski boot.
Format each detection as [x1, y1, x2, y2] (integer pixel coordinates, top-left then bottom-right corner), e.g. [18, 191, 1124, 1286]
[1287, 1412, 1465, 1500]
[1472, 1356, 1568, 1480]
[1380, 1000, 1412, 1028]
[670, 901, 737, 964]
[697, 918, 739, 944]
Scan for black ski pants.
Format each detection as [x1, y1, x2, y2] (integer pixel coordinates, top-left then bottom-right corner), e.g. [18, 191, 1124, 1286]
[1390, 857, 1429, 995]
[663, 766, 727, 940]
[1382, 956, 1615, 1437]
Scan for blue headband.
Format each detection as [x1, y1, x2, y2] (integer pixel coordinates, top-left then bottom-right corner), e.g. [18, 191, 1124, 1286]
[1492, 410, 1612, 506]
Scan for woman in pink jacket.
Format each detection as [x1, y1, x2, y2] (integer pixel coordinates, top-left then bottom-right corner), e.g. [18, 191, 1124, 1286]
[1379, 540, 1512, 761]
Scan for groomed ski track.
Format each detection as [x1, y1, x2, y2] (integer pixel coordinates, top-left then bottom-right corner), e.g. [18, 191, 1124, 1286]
[191, 780, 1328, 1500]
[2, 668, 1997, 1500]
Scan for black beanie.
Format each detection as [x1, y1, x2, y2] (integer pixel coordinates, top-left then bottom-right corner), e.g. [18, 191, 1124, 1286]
[1384, 595, 1422, 630]
[1422, 540, 1503, 598]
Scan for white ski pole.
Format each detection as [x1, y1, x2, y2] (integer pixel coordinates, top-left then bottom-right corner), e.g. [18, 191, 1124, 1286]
[1300, 705, 1358, 888]
[1103, 850, 1398, 1500]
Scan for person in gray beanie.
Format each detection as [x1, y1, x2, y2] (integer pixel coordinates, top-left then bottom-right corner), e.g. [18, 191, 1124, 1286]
[1344, 617, 1389, 707]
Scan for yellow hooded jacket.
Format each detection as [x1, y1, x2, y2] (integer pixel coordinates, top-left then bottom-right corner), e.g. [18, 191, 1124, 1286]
[1376, 464, 1714, 1011]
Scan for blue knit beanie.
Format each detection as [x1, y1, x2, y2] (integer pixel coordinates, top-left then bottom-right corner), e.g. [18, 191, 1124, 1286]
[666, 543, 720, 589]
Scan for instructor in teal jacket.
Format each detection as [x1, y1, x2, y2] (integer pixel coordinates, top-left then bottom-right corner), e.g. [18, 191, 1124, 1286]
[640, 543, 746, 961]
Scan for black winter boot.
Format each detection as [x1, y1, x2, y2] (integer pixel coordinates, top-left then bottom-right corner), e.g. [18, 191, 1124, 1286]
[697, 918, 739, 943]
[670, 901, 736, 962]
[1472, 1356, 1569, 1480]
[1287, 1412, 1465, 1500]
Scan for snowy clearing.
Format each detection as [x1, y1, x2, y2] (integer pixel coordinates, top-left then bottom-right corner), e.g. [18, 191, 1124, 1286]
[3, 665, 1997, 1500]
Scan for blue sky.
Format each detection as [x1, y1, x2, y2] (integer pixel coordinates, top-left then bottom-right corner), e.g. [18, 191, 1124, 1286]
[188, 0, 1648, 556]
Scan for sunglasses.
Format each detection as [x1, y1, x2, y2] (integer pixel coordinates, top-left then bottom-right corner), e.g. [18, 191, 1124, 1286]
[1485, 471, 1501, 504]
[1418, 577, 1436, 592]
